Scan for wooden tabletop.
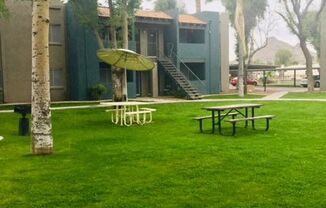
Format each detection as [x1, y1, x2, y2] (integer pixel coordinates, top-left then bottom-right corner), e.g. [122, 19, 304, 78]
[204, 103, 263, 111]
[100, 101, 146, 107]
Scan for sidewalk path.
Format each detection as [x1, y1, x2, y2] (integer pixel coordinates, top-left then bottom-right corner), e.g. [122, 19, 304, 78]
[261, 91, 289, 100]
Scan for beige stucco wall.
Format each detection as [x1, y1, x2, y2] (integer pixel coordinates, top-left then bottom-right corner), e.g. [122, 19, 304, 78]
[0, 0, 66, 103]
[138, 25, 164, 97]
[219, 13, 230, 93]
[0, 1, 32, 103]
[320, 7, 326, 91]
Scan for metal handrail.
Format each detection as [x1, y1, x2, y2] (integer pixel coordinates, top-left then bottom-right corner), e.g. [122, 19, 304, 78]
[168, 50, 207, 89]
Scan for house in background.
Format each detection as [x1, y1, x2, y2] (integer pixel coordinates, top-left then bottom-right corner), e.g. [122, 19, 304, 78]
[0, 0, 67, 103]
[0, 0, 229, 103]
[66, 3, 229, 101]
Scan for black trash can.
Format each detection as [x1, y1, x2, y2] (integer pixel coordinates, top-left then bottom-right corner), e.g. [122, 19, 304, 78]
[14, 105, 31, 136]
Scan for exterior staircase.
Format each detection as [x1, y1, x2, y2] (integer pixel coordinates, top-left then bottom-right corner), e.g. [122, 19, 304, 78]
[158, 59, 201, 100]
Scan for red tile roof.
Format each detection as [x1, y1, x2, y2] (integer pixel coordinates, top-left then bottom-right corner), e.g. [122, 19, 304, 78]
[98, 7, 206, 25]
[98, 7, 172, 20]
[136, 10, 173, 20]
[179, 14, 207, 25]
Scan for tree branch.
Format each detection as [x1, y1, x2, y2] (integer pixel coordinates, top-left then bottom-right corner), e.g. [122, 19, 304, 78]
[302, 0, 314, 16]
[276, 11, 300, 37]
[316, 0, 326, 18]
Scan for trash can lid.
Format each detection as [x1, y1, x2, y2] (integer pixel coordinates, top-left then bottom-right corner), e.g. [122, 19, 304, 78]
[0, 136, 3, 141]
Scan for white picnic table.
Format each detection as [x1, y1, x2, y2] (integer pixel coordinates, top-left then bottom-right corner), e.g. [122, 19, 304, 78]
[100, 101, 156, 126]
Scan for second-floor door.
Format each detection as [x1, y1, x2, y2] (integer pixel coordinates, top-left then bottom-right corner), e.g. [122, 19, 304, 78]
[147, 30, 158, 57]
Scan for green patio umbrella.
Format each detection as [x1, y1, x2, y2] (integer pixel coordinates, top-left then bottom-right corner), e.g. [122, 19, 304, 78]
[97, 49, 155, 71]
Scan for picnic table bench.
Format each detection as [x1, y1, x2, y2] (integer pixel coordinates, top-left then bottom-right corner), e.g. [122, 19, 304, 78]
[226, 115, 275, 136]
[197, 103, 275, 136]
[102, 102, 156, 126]
[193, 113, 238, 132]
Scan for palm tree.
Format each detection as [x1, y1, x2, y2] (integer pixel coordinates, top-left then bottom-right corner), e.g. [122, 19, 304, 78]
[31, 0, 53, 154]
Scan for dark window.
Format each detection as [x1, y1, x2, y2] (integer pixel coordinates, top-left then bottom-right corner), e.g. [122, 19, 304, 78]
[100, 63, 133, 83]
[179, 29, 205, 44]
[135, 29, 140, 54]
[147, 30, 158, 56]
[127, 71, 134, 83]
[50, 69, 64, 87]
[49, 24, 61, 44]
[180, 62, 205, 80]
[99, 62, 111, 83]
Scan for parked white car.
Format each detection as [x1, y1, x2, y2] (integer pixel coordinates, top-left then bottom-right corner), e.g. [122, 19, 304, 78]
[300, 75, 320, 88]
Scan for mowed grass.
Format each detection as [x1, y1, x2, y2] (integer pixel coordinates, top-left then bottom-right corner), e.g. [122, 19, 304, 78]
[283, 92, 326, 99]
[0, 102, 101, 111]
[1, 101, 326, 207]
[203, 94, 265, 99]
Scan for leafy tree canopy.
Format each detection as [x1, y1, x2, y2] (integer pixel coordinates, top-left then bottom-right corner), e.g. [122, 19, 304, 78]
[153, 0, 185, 13]
[303, 11, 320, 58]
[274, 49, 294, 66]
[0, 0, 9, 18]
[221, 0, 268, 37]
[154, 0, 176, 11]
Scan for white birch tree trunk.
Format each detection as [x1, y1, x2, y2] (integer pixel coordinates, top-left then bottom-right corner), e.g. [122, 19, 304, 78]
[238, 36, 245, 97]
[121, 1, 128, 101]
[235, 0, 245, 97]
[31, 0, 53, 155]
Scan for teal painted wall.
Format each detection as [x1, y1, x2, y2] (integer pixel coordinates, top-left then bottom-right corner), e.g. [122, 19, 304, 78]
[66, 2, 136, 100]
[66, 3, 221, 99]
[164, 9, 179, 59]
[66, 3, 99, 100]
[176, 12, 221, 94]
[197, 12, 221, 94]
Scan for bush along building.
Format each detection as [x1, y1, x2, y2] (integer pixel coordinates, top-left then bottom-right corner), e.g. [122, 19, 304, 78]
[66, 3, 230, 101]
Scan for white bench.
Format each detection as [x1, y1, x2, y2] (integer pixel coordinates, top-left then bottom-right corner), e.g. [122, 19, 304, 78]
[105, 109, 125, 125]
[124, 108, 156, 126]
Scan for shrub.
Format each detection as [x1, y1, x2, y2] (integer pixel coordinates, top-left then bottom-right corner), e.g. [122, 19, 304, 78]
[89, 84, 107, 100]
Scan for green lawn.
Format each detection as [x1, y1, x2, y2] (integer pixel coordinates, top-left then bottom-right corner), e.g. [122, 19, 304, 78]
[203, 94, 265, 99]
[0, 102, 100, 111]
[283, 92, 326, 99]
[1, 101, 326, 207]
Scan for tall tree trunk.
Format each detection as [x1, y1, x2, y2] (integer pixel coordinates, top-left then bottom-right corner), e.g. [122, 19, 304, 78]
[300, 39, 314, 92]
[120, 0, 128, 101]
[108, 0, 124, 102]
[235, 0, 245, 97]
[238, 38, 245, 97]
[31, 0, 53, 155]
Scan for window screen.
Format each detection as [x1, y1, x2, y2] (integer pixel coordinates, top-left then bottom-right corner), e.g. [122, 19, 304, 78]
[50, 69, 64, 87]
[179, 29, 205, 44]
[49, 24, 61, 44]
[180, 62, 205, 80]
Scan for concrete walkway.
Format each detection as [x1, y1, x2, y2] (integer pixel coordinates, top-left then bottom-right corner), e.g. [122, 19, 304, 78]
[261, 91, 289, 100]
[1, 91, 326, 114]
